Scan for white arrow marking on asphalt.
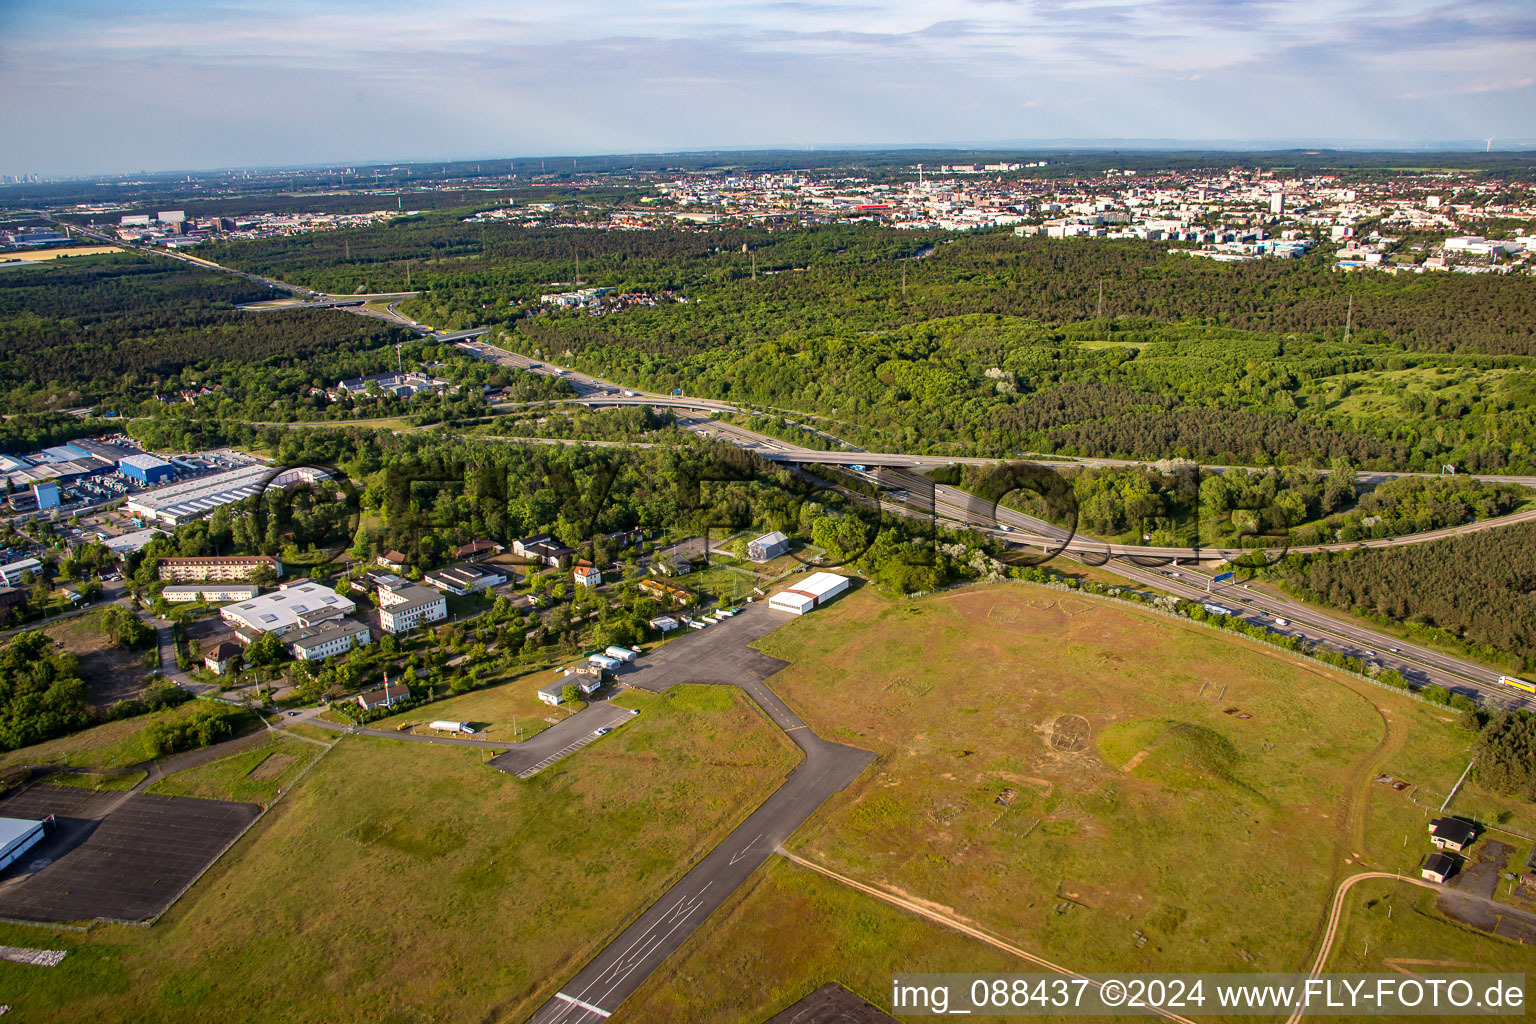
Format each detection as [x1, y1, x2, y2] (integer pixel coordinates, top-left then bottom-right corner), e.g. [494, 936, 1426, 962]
[729, 834, 762, 865]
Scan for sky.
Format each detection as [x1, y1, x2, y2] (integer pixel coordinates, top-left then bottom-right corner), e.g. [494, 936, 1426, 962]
[2, 0, 1534, 176]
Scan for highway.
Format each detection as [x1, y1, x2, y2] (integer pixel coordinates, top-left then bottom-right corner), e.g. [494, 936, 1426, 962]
[70, 240, 1532, 708]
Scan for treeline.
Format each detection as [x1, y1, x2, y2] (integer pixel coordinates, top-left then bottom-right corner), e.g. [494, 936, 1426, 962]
[1273, 522, 1536, 667]
[1475, 711, 1536, 800]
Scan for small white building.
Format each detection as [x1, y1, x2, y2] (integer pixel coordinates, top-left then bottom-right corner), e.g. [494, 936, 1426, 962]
[648, 615, 679, 633]
[573, 561, 602, 587]
[538, 681, 568, 706]
[768, 572, 849, 615]
[604, 645, 638, 663]
[748, 530, 789, 563]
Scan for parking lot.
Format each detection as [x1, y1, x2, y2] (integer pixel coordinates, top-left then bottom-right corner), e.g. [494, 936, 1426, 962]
[620, 602, 791, 693]
[0, 784, 261, 924]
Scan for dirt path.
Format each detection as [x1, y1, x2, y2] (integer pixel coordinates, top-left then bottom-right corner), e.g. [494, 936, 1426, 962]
[777, 849, 1202, 1024]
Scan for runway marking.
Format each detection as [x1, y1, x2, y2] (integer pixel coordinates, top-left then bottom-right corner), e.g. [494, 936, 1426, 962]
[729, 833, 763, 865]
[552, 992, 611, 1018]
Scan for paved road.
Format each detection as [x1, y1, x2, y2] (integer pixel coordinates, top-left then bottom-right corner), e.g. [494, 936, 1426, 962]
[486, 702, 638, 776]
[275, 707, 514, 749]
[523, 603, 873, 1024]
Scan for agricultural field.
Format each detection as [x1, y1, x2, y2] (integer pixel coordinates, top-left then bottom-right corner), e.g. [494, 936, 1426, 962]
[623, 582, 1532, 1022]
[0, 683, 799, 1023]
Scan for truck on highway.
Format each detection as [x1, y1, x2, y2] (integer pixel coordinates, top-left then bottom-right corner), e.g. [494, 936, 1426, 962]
[428, 720, 475, 735]
[1498, 675, 1536, 695]
[1202, 603, 1235, 617]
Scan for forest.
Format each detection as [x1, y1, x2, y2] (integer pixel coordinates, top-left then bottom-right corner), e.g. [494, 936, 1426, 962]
[193, 215, 1536, 470]
[0, 253, 410, 411]
[1272, 521, 1536, 669]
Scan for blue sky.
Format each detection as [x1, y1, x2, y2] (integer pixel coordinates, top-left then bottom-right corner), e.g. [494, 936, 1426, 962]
[2, 0, 1533, 175]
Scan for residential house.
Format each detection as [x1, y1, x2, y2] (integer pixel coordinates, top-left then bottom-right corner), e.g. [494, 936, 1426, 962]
[573, 560, 602, 588]
[375, 550, 408, 571]
[1428, 817, 1477, 853]
[514, 534, 575, 568]
[204, 641, 243, 676]
[1422, 852, 1458, 884]
[455, 538, 504, 561]
[651, 556, 692, 577]
[356, 682, 411, 711]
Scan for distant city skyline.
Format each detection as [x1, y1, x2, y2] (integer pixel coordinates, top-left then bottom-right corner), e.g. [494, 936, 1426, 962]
[2, 0, 1533, 177]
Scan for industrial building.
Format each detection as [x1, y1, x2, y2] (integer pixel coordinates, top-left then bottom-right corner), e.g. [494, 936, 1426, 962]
[219, 582, 355, 636]
[126, 463, 323, 526]
[289, 618, 371, 661]
[0, 816, 48, 872]
[748, 531, 789, 562]
[161, 583, 261, 604]
[158, 555, 282, 583]
[31, 480, 59, 510]
[118, 453, 176, 485]
[103, 528, 164, 556]
[768, 572, 849, 615]
[377, 583, 448, 634]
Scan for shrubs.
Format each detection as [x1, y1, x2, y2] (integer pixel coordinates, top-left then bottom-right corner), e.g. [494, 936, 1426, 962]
[0, 631, 91, 751]
[140, 703, 247, 759]
[99, 605, 153, 649]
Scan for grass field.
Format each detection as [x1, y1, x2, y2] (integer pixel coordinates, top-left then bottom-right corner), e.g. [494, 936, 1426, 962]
[624, 581, 1532, 1022]
[0, 683, 799, 1023]
[47, 769, 148, 791]
[1322, 877, 1536, 979]
[146, 732, 325, 805]
[368, 669, 573, 741]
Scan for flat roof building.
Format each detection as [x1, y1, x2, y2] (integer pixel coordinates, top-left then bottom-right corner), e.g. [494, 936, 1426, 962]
[162, 583, 260, 604]
[377, 584, 448, 635]
[220, 582, 355, 636]
[0, 816, 47, 872]
[126, 463, 323, 526]
[118, 452, 176, 485]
